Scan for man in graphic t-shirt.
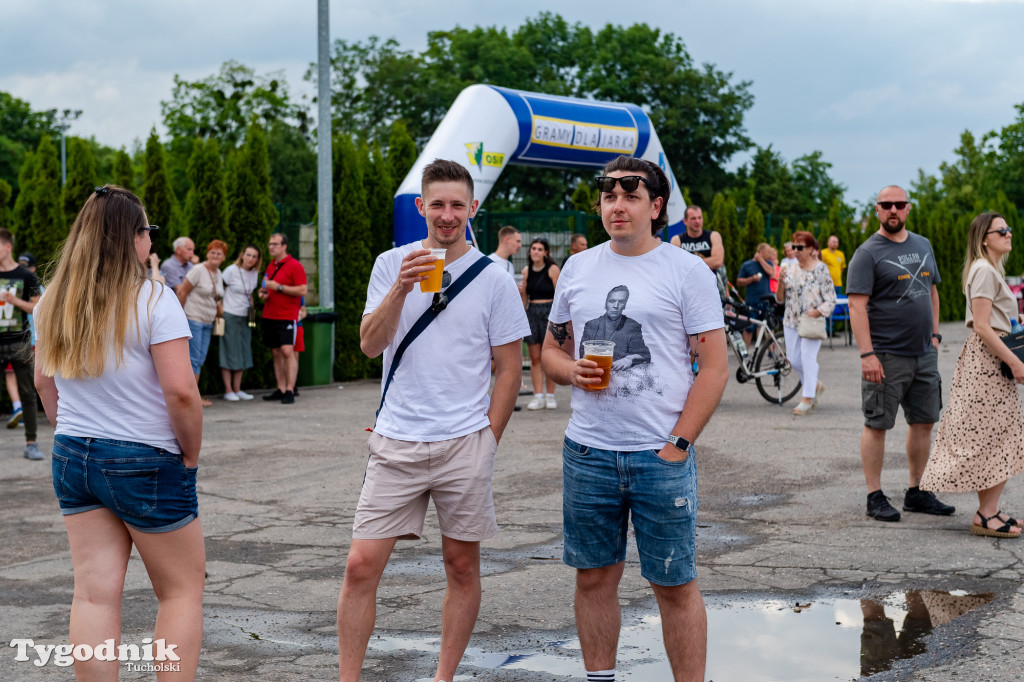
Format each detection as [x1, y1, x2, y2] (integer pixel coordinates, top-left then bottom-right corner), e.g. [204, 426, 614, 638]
[543, 156, 728, 682]
[257, 233, 307, 404]
[847, 185, 954, 523]
[0, 230, 42, 460]
[337, 159, 529, 682]
[670, 204, 727, 299]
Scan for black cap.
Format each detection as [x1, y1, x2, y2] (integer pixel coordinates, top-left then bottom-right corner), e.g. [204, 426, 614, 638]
[17, 253, 36, 268]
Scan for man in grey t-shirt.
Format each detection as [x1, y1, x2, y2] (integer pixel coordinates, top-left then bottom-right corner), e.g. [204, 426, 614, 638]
[846, 185, 954, 523]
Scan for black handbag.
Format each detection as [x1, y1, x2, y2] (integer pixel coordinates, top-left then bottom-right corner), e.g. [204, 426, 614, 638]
[999, 329, 1024, 379]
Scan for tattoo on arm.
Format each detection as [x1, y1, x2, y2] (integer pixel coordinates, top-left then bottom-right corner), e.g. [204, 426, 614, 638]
[549, 321, 569, 344]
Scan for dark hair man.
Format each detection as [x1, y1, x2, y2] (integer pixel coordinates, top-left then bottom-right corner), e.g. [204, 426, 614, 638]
[338, 159, 529, 682]
[258, 232, 307, 404]
[488, 224, 521, 277]
[543, 155, 728, 682]
[0, 230, 42, 459]
[847, 185, 954, 522]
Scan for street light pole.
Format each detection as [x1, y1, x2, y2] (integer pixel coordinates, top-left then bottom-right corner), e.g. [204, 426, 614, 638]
[55, 109, 82, 186]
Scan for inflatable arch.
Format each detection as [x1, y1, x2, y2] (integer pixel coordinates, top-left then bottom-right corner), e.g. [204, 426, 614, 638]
[393, 85, 686, 246]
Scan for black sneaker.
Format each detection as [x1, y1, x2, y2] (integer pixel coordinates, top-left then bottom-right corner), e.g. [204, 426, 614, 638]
[867, 491, 901, 522]
[281, 390, 295, 404]
[903, 488, 955, 516]
[262, 389, 284, 401]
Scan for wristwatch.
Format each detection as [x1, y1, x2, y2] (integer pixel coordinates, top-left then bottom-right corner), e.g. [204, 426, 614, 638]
[277, 284, 284, 293]
[666, 435, 691, 451]
[931, 333, 942, 343]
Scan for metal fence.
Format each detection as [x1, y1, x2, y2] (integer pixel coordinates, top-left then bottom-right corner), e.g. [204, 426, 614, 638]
[473, 209, 603, 273]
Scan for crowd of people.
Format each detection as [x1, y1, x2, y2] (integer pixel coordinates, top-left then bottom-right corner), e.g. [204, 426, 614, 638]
[11, 159, 1024, 682]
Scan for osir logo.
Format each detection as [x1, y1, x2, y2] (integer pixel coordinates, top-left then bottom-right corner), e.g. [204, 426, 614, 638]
[465, 143, 505, 170]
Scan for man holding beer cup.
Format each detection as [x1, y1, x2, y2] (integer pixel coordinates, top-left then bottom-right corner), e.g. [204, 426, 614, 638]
[542, 155, 728, 682]
[338, 159, 529, 682]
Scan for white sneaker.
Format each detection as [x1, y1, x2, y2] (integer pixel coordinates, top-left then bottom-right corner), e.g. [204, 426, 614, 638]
[236, 390, 254, 400]
[545, 395, 557, 409]
[526, 396, 545, 410]
[223, 392, 240, 401]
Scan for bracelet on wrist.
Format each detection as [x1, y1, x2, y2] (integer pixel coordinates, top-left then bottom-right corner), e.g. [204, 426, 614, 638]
[860, 351, 876, 358]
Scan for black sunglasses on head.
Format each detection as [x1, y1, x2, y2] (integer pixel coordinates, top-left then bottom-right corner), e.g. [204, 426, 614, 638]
[595, 175, 652, 193]
[877, 201, 909, 211]
[986, 227, 1013, 237]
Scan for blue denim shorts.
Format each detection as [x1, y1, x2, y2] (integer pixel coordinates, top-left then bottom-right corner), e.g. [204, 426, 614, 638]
[51, 435, 199, 533]
[562, 436, 698, 586]
[187, 319, 212, 374]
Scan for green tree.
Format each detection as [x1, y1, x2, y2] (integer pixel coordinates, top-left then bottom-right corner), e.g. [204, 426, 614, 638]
[61, 137, 96, 221]
[266, 121, 316, 216]
[385, 120, 417, 190]
[11, 151, 35, 238]
[141, 129, 179, 255]
[24, 136, 64, 263]
[184, 137, 228, 252]
[227, 123, 279, 257]
[365, 142, 394, 257]
[742, 195, 765, 259]
[0, 91, 59, 196]
[332, 135, 374, 380]
[113, 148, 134, 189]
[0, 178, 11, 231]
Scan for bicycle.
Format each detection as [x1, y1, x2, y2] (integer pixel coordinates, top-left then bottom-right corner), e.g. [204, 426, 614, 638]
[722, 296, 801, 405]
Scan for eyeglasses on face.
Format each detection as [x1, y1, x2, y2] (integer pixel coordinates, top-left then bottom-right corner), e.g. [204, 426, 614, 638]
[268, 241, 283, 247]
[595, 175, 651, 193]
[139, 225, 159, 233]
[793, 244, 807, 251]
[986, 227, 1013, 237]
[877, 201, 909, 211]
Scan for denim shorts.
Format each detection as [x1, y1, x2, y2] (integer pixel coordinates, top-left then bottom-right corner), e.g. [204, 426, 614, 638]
[51, 435, 199, 533]
[187, 319, 212, 374]
[562, 436, 698, 586]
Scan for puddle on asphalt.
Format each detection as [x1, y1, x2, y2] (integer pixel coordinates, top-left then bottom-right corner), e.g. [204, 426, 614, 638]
[371, 589, 994, 681]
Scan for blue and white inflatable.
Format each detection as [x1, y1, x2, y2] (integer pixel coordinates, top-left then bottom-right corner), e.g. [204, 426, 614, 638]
[393, 85, 686, 245]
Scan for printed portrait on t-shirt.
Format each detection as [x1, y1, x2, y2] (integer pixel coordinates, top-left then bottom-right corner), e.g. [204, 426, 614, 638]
[579, 285, 660, 398]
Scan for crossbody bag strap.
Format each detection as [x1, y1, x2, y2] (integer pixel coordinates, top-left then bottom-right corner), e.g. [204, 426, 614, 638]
[375, 254, 493, 419]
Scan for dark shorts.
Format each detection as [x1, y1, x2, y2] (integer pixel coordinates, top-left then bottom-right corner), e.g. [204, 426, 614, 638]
[561, 436, 698, 586]
[861, 349, 941, 430]
[51, 435, 198, 533]
[261, 318, 296, 349]
[525, 302, 552, 345]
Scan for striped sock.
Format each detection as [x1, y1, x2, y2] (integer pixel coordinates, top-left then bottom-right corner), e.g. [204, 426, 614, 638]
[586, 670, 615, 682]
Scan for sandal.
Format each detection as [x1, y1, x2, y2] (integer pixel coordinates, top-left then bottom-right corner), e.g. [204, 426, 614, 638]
[792, 401, 813, 416]
[970, 511, 1023, 538]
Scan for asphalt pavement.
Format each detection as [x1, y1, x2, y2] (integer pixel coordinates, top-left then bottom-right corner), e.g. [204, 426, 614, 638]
[3, 320, 1024, 681]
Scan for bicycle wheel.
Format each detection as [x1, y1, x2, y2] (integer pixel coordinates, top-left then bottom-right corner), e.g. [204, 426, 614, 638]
[754, 336, 801, 405]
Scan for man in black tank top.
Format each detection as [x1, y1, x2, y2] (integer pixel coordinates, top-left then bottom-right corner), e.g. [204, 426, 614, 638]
[670, 204, 727, 298]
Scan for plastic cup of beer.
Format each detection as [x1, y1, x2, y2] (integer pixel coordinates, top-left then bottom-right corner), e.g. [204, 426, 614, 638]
[582, 340, 615, 391]
[420, 249, 446, 293]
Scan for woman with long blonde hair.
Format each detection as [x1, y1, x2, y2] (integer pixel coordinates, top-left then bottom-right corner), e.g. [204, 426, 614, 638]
[922, 212, 1024, 538]
[34, 184, 205, 679]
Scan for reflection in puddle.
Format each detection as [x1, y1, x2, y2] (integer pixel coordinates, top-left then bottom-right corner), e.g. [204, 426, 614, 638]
[369, 590, 994, 681]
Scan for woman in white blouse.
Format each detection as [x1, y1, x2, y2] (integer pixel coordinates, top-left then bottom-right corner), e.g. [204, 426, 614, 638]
[219, 244, 262, 401]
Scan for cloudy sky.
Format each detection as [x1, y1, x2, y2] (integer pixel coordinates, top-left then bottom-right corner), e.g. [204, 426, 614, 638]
[3, 0, 1023, 204]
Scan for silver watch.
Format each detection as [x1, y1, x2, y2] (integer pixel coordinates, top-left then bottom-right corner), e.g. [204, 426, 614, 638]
[666, 435, 690, 451]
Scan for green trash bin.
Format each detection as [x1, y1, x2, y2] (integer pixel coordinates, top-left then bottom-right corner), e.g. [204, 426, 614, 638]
[296, 306, 337, 387]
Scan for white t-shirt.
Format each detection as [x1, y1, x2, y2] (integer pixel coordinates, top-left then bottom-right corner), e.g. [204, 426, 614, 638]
[45, 280, 193, 453]
[222, 263, 258, 316]
[364, 241, 530, 442]
[550, 242, 724, 451]
[488, 252, 516, 277]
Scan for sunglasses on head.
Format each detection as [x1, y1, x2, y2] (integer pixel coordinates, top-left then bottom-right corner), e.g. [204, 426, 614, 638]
[987, 227, 1013, 237]
[877, 201, 909, 211]
[595, 175, 651, 193]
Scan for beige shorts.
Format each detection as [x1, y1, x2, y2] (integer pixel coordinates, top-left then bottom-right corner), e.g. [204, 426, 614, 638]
[353, 426, 498, 542]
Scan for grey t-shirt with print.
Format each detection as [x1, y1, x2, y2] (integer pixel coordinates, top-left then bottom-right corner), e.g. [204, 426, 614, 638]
[846, 231, 940, 356]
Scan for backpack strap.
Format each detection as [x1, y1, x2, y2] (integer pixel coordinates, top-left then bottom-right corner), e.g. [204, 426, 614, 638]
[375, 254, 494, 418]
